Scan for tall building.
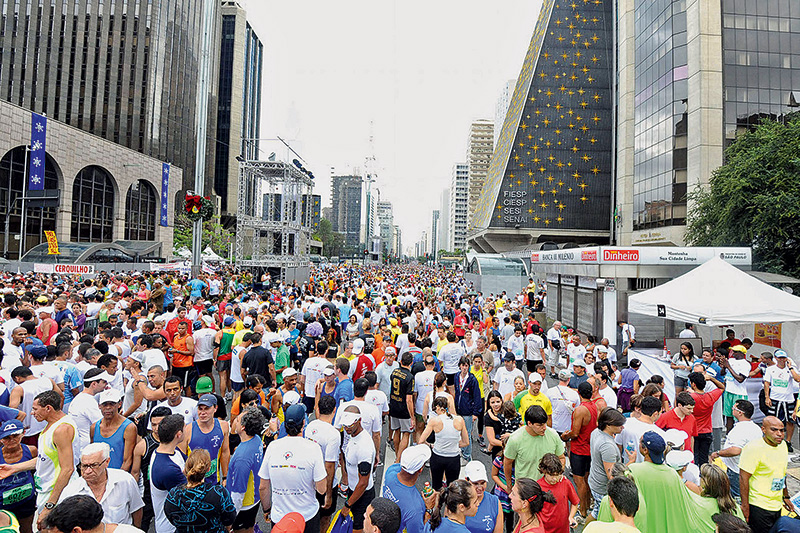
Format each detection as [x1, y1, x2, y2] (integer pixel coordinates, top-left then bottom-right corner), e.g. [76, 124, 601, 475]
[419, 231, 429, 258]
[494, 80, 516, 148]
[616, 0, 800, 246]
[330, 175, 362, 249]
[377, 200, 394, 255]
[430, 210, 440, 255]
[469, 0, 614, 253]
[392, 225, 402, 258]
[450, 163, 468, 251]
[215, 1, 263, 220]
[0, 0, 221, 193]
[361, 180, 378, 247]
[466, 120, 494, 232]
[438, 189, 450, 253]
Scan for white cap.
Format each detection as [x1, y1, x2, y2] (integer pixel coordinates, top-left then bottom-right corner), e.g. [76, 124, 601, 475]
[282, 367, 298, 379]
[282, 390, 301, 406]
[322, 366, 335, 376]
[666, 450, 694, 470]
[339, 410, 362, 427]
[572, 359, 587, 368]
[98, 388, 123, 404]
[664, 429, 689, 448]
[463, 460, 488, 482]
[529, 373, 543, 384]
[84, 371, 114, 383]
[352, 338, 364, 355]
[266, 333, 281, 344]
[400, 445, 431, 474]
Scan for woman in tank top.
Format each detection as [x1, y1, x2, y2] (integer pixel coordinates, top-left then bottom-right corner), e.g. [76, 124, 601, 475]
[0, 421, 37, 533]
[423, 372, 456, 420]
[418, 396, 469, 490]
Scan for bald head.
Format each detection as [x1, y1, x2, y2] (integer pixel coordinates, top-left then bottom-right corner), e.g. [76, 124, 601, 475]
[761, 416, 785, 446]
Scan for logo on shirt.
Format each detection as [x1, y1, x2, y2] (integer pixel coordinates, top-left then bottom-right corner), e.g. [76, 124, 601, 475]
[284, 451, 293, 460]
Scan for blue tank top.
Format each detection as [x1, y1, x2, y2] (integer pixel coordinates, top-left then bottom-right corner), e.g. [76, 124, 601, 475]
[0, 444, 36, 510]
[465, 493, 500, 533]
[188, 418, 224, 484]
[93, 418, 133, 469]
[320, 383, 336, 399]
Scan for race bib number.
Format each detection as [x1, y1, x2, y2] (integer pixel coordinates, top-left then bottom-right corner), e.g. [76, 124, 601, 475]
[3, 483, 32, 505]
[772, 477, 786, 492]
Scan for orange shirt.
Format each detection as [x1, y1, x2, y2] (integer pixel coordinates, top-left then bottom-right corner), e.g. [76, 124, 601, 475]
[171, 333, 193, 368]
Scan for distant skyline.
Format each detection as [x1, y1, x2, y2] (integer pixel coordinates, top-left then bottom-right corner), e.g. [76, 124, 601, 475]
[239, 0, 543, 248]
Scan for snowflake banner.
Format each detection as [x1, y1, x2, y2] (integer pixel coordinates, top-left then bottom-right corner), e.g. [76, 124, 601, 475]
[29, 112, 46, 191]
[161, 163, 170, 226]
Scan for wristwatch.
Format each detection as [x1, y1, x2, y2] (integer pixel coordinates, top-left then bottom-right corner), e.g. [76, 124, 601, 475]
[44, 502, 56, 510]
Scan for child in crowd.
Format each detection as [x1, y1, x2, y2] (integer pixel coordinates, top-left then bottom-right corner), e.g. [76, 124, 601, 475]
[536, 453, 579, 533]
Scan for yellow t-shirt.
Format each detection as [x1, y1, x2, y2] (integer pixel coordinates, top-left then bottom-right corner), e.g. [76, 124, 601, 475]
[471, 367, 486, 397]
[518, 391, 552, 418]
[436, 338, 449, 354]
[583, 521, 641, 533]
[738, 436, 788, 511]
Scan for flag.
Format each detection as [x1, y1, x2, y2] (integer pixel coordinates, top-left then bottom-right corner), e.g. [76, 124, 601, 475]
[161, 163, 169, 226]
[29, 113, 47, 191]
[44, 231, 59, 255]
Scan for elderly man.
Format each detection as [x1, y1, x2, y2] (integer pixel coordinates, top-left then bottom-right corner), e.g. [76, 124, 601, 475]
[90, 388, 137, 471]
[58, 442, 144, 527]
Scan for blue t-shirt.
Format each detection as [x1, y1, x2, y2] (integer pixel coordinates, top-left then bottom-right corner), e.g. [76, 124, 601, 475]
[0, 384, 9, 407]
[465, 493, 500, 533]
[424, 517, 471, 533]
[150, 449, 187, 533]
[339, 305, 351, 325]
[334, 378, 354, 406]
[61, 364, 83, 406]
[0, 404, 20, 422]
[187, 279, 207, 299]
[227, 435, 264, 508]
[164, 286, 174, 306]
[382, 463, 426, 533]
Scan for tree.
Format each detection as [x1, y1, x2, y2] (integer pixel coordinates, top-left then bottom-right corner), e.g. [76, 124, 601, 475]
[312, 218, 345, 257]
[173, 212, 234, 259]
[686, 115, 800, 277]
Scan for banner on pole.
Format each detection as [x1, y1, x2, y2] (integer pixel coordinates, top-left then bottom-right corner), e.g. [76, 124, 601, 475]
[44, 231, 59, 255]
[29, 113, 47, 191]
[161, 163, 170, 226]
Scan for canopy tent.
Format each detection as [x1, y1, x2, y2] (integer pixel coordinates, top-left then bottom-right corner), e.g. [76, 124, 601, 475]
[201, 246, 225, 262]
[628, 257, 800, 326]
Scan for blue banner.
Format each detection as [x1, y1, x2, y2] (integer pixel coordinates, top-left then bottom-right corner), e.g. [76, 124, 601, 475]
[29, 113, 47, 191]
[161, 163, 169, 226]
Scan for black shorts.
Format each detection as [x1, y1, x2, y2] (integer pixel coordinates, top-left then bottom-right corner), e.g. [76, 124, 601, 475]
[232, 504, 260, 530]
[216, 359, 232, 372]
[195, 359, 213, 375]
[770, 398, 797, 422]
[445, 373, 457, 386]
[316, 486, 338, 517]
[346, 486, 375, 530]
[172, 366, 194, 388]
[570, 452, 591, 477]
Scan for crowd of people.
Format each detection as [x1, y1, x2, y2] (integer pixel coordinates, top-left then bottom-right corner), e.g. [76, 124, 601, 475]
[0, 265, 793, 533]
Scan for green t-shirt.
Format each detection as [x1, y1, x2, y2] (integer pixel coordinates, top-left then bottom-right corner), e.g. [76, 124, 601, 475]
[504, 426, 564, 480]
[274, 345, 291, 385]
[597, 491, 648, 532]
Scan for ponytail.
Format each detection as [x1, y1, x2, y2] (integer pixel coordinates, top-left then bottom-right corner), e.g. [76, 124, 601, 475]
[515, 477, 556, 516]
[430, 480, 473, 531]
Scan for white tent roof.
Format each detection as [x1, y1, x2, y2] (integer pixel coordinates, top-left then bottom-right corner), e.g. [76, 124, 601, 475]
[201, 246, 225, 261]
[628, 257, 800, 326]
[174, 247, 191, 259]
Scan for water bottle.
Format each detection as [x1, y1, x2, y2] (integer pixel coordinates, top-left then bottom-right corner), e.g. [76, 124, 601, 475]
[625, 440, 636, 456]
[422, 482, 434, 498]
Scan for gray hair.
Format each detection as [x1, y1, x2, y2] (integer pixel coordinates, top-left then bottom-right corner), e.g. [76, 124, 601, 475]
[81, 442, 111, 461]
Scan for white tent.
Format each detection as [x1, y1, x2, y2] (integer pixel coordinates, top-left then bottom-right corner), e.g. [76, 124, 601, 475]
[174, 247, 192, 259]
[628, 257, 800, 326]
[201, 246, 225, 262]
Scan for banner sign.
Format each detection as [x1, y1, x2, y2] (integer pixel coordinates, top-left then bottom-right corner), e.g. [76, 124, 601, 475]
[29, 112, 47, 191]
[160, 163, 170, 226]
[754, 323, 781, 348]
[44, 231, 59, 255]
[33, 264, 95, 274]
[531, 246, 751, 266]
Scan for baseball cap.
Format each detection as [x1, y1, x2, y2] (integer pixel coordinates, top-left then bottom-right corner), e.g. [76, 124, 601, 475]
[28, 345, 48, 360]
[195, 376, 213, 393]
[384, 346, 397, 356]
[558, 369, 572, 381]
[272, 513, 305, 533]
[503, 352, 515, 362]
[596, 345, 608, 352]
[98, 389, 124, 404]
[339, 409, 362, 427]
[129, 351, 144, 364]
[192, 320, 203, 330]
[322, 366, 335, 376]
[35, 296, 49, 304]
[529, 373, 543, 384]
[282, 368, 298, 379]
[352, 338, 365, 355]
[202, 315, 216, 326]
[0, 420, 24, 439]
[284, 404, 306, 426]
[463, 460, 489, 482]
[730, 345, 747, 354]
[664, 429, 689, 448]
[641, 431, 666, 464]
[666, 450, 694, 470]
[266, 333, 282, 344]
[198, 394, 217, 407]
[775, 349, 788, 358]
[282, 390, 301, 406]
[243, 317, 253, 327]
[572, 359, 587, 368]
[400, 445, 431, 474]
[224, 316, 235, 327]
[84, 370, 113, 383]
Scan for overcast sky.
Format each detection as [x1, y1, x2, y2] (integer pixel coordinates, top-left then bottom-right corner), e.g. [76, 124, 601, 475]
[240, 0, 543, 251]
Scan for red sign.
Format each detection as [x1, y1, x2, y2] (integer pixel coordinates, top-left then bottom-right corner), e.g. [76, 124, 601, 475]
[581, 250, 597, 261]
[603, 249, 639, 262]
[53, 264, 95, 275]
[531, 253, 540, 262]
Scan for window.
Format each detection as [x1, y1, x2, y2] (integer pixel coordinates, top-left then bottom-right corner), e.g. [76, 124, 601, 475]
[124, 179, 156, 240]
[71, 166, 115, 242]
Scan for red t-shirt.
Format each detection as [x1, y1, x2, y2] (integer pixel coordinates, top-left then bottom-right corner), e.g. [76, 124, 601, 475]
[690, 388, 724, 434]
[352, 354, 375, 381]
[655, 408, 698, 449]
[537, 476, 579, 533]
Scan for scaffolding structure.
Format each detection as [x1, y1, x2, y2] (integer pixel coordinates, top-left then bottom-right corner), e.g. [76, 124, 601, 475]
[235, 160, 315, 278]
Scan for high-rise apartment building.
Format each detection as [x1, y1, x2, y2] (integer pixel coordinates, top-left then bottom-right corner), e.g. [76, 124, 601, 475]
[430, 210, 440, 256]
[377, 200, 394, 255]
[330, 175, 362, 249]
[392, 225, 402, 257]
[215, 1, 263, 219]
[361, 181, 378, 247]
[0, 0, 221, 192]
[616, 0, 800, 246]
[450, 163, 469, 251]
[494, 80, 516, 149]
[438, 189, 450, 253]
[466, 120, 494, 232]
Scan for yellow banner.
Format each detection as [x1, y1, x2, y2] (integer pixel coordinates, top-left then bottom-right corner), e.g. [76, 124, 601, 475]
[44, 231, 59, 255]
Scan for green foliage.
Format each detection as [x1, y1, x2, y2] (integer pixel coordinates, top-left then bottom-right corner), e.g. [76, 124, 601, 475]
[686, 115, 800, 277]
[311, 218, 345, 257]
[173, 212, 234, 259]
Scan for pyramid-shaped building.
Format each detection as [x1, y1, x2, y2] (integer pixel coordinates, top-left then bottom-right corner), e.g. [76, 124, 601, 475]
[469, 0, 614, 253]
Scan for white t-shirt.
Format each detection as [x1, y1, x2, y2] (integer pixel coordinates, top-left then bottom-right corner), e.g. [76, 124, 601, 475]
[30, 362, 64, 385]
[621, 324, 636, 343]
[438, 343, 466, 374]
[508, 335, 525, 361]
[364, 389, 389, 415]
[725, 358, 752, 396]
[414, 370, 437, 414]
[764, 364, 797, 402]
[156, 397, 198, 425]
[679, 329, 697, 338]
[376, 361, 399, 398]
[599, 386, 618, 409]
[721, 419, 762, 473]
[305, 420, 341, 463]
[493, 366, 525, 398]
[525, 334, 545, 361]
[193, 329, 217, 362]
[335, 399, 381, 436]
[1, 343, 23, 370]
[566, 344, 587, 366]
[259, 436, 326, 522]
[69, 392, 103, 452]
[546, 328, 561, 349]
[343, 429, 376, 491]
[615, 417, 666, 463]
[547, 385, 580, 433]
[141, 348, 168, 373]
[231, 345, 247, 384]
[302, 357, 328, 395]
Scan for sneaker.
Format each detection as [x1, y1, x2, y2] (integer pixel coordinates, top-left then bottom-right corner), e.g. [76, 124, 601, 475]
[574, 514, 585, 525]
[477, 436, 485, 447]
[788, 441, 794, 453]
[224, 392, 233, 401]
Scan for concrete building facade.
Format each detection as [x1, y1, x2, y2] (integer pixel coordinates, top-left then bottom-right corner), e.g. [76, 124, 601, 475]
[330, 175, 362, 249]
[430, 209, 440, 255]
[466, 120, 494, 232]
[377, 200, 394, 255]
[438, 189, 450, 254]
[494, 80, 516, 149]
[450, 163, 468, 251]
